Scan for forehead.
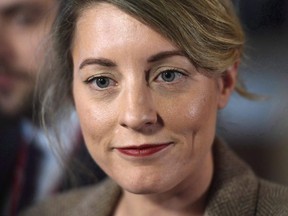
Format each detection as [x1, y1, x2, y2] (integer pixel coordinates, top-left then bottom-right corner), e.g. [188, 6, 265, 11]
[77, 4, 142, 36]
[76, 3, 168, 43]
[74, 3, 176, 53]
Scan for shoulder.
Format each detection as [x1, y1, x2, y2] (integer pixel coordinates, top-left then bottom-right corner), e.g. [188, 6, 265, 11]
[206, 138, 288, 215]
[256, 179, 288, 215]
[20, 179, 121, 216]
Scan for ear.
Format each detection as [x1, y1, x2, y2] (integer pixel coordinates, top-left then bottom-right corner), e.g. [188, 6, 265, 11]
[217, 61, 238, 109]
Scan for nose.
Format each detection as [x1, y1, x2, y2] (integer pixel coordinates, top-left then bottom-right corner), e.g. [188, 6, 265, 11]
[119, 83, 158, 132]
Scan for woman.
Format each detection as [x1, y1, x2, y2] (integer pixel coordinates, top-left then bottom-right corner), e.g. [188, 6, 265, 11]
[22, 0, 288, 215]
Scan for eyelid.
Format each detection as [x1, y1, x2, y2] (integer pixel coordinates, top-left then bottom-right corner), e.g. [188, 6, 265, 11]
[155, 66, 187, 74]
[84, 71, 116, 82]
[151, 67, 188, 84]
[84, 75, 117, 91]
[85, 75, 100, 83]
[84, 75, 114, 83]
[152, 67, 187, 78]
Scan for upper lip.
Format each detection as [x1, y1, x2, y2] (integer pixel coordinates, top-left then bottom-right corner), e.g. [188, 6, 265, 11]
[114, 143, 173, 150]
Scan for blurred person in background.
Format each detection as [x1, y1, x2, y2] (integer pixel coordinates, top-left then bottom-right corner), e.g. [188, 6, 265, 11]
[21, 0, 288, 215]
[0, 0, 104, 215]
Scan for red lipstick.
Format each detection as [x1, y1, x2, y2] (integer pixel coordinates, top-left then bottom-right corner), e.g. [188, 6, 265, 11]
[116, 144, 170, 157]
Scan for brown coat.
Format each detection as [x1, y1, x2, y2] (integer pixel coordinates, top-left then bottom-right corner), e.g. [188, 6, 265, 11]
[21, 139, 288, 216]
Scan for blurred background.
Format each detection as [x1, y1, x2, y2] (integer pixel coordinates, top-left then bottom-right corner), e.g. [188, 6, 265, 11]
[218, 0, 288, 185]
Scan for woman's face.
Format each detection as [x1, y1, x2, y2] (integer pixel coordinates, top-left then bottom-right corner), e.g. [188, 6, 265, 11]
[72, 3, 235, 194]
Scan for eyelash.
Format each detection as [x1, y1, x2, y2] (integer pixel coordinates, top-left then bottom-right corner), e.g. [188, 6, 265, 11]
[84, 68, 187, 90]
[154, 68, 187, 83]
[85, 76, 117, 90]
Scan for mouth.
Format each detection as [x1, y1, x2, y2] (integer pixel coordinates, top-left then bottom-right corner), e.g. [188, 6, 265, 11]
[115, 143, 172, 157]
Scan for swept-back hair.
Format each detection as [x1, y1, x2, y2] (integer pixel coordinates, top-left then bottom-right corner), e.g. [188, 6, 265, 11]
[38, 0, 245, 150]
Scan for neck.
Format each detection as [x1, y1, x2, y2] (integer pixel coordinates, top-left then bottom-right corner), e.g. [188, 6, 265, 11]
[115, 151, 213, 216]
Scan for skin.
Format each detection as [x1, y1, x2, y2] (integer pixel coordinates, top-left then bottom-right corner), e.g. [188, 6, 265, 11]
[0, 0, 57, 118]
[72, 3, 237, 216]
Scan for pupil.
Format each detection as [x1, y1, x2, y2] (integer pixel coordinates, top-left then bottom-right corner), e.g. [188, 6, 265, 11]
[96, 77, 109, 88]
[162, 71, 175, 82]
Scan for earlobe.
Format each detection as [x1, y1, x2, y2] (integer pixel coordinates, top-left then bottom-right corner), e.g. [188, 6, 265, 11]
[217, 62, 238, 109]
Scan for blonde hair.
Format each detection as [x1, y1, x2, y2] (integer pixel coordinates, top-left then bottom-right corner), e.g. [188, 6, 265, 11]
[38, 0, 247, 145]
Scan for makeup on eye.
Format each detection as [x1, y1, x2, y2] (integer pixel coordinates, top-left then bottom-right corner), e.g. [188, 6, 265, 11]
[82, 65, 191, 90]
[84, 75, 117, 90]
[154, 68, 187, 83]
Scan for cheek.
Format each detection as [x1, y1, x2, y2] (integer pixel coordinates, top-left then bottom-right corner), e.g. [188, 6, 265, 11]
[75, 99, 114, 144]
[72, 83, 117, 177]
[74, 95, 116, 167]
[162, 91, 218, 136]
[161, 90, 219, 174]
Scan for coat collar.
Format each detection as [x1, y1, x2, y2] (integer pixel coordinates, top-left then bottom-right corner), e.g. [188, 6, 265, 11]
[22, 137, 261, 216]
[205, 137, 258, 215]
[85, 138, 260, 216]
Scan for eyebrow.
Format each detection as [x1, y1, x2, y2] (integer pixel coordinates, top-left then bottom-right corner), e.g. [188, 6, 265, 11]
[79, 58, 117, 69]
[147, 50, 186, 63]
[79, 50, 186, 70]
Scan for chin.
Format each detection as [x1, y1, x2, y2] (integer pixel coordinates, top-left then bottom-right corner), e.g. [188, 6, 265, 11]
[118, 177, 172, 195]
[124, 186, 163, 195]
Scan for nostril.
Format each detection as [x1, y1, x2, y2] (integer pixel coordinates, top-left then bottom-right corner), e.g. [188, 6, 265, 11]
[119, 110, 158, 131]
[118, 87, 159, 131]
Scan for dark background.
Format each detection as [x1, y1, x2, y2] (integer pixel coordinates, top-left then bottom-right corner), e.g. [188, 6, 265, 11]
[218, 0, 288, 185]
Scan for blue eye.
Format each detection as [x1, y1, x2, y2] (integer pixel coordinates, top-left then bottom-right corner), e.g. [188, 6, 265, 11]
[86, 76, 116, 90]
[161, 71, 176, 82]
[156, 69, 184, 83]
[95, 77, 110, 88]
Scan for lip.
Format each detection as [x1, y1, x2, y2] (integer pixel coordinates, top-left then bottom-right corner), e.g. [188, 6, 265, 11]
[115, 143, 172, 157]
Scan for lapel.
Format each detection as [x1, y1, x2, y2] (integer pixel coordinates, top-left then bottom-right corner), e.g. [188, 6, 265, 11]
[20, 138, 262, 216]
[0, 120, 22, 207]
[75, 179, 121, 216]
[205, 138, 259, 216]
[76, 139, 260, 216]
[0, 120, 22, 182]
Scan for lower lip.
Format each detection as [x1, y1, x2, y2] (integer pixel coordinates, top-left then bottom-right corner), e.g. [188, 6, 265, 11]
[116, 144, 171, 157]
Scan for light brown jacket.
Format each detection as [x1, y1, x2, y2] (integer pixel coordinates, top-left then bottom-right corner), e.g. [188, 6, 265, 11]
[21, 139, 288, 216]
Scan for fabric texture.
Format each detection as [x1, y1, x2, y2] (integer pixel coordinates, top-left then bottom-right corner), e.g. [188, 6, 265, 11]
[0, 118, 105, 215]
[21, 138, 288, 216]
